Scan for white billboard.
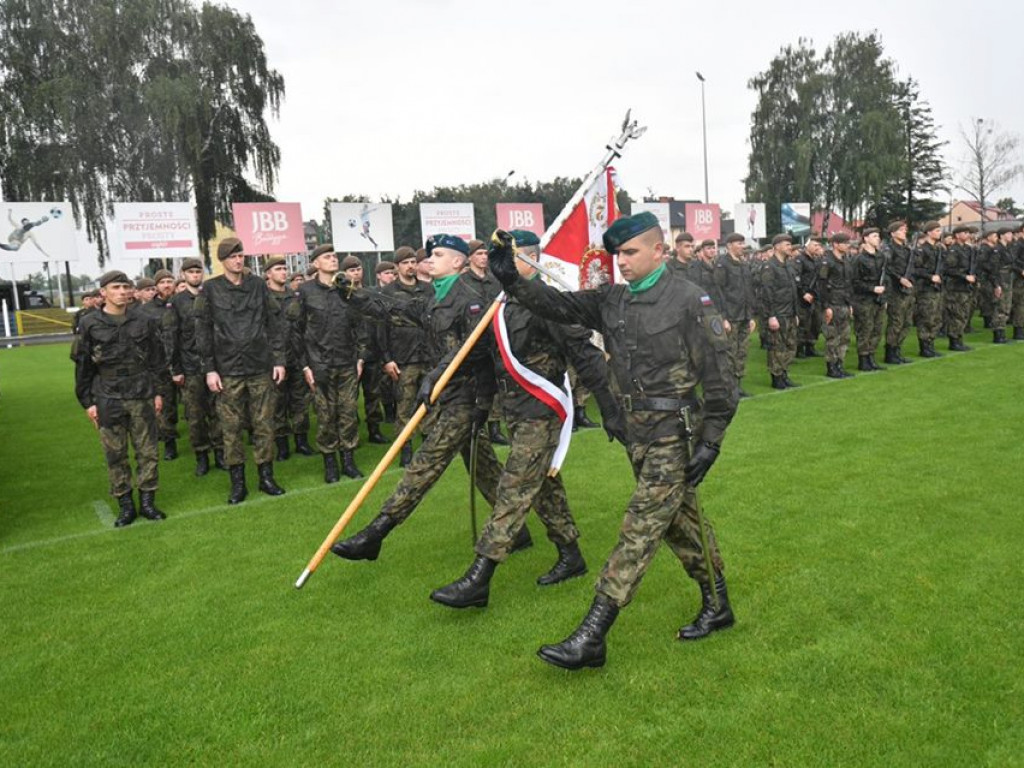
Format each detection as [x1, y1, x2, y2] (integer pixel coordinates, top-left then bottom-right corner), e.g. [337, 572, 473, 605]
[112, 202, 199, 261]
[329, 202, 394, 253]
[734, 203, 767, 241]
[0, 202, 78, 263]
[419, 202, 475, 244]
[631, 202, 672, 239]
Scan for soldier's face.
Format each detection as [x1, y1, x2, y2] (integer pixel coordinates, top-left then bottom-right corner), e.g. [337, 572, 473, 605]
[925, 227, 941, 243]
[345, 266, 363, 284]
[675, 242, 693, 261]
[156, 278, 175, 298]
[314, 252, 339, 275]
[865, 233, 881, 248]
[138, 287, 156, 302]
[835, 243, 849, 256]
[267, 265, 288, 287]
[183, 268, 204, 287]
[892, 226, 907, 243]
[289, 276, 304, 291]
[377, 270, 397, 285]
[727, 242, 744, 258]
[101, 282, 132, 308]
[616, 234, 663, 282]
[428, 247, 464, 278]
[470, 248, 488, 271]
[397, 258, 417, 280]
[222, 252, 246, 275]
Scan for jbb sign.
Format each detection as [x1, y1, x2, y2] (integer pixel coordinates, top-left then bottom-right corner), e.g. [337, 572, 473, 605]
[496, 203, 545, 238]
[232, 203, 306, 254]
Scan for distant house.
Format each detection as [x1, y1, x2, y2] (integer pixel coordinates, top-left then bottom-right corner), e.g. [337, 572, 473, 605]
[941, 200, 1013, 230]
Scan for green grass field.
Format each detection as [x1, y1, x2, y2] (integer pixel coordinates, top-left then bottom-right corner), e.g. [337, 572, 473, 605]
[2, 332, 1022, 767]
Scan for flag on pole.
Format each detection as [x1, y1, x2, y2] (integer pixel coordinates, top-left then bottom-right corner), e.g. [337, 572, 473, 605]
[538, 167, 620, 291]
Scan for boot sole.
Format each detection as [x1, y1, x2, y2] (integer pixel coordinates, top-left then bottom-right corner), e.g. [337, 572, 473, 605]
[429, 592, 488, 609]
[677, 617, 736, 641]
[536, 647, 605, 670]
[329, 546, 379, 562]
[536, 566, 588, 587]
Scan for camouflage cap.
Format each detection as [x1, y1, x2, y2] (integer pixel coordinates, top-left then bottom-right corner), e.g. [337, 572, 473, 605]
[100, 270, 132, 287]
[217, 237, 244, 261]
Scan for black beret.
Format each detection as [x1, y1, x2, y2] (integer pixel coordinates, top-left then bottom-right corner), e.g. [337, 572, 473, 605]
[311, 244, 335, 261]
[264, 256, 286, 270]
[831, 232, 851, 244]
[217, 237, 244, 261]
[996, 227, 1013, 236]
[952, 225, 972, 235]
[100, 270, 132, 287]
[134, 277, 155, 289]
[700, 239, 716, 249]
[415, 247, 428, 263]
[771, 233, 792, 246]
[862, 227, 881, 238]
[425, 234, 470, 257]
[920, 221, 941, 233]
[153, 269, 174, 282]
[181, 257, 204, 272]
[341, 255, 362, 270]
[887, 220, 907, 233]
[675, 232, 694, 243]
[508, 229, 541, 247]
[724, 233, 745, 244]
[375, 260, 397, 274]
[602, 212, 660, 254]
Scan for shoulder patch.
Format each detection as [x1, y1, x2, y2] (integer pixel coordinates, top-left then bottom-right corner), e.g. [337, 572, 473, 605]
[700, 294, 713, 307]
[467, 302, 483, 316]
[710, 317, 724, 336]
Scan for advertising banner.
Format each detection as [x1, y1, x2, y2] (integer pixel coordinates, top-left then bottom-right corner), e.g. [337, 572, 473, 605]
[733, 203, 766, 241]
[631, 202, 672, 238]
[112, 202, 198, 261]
[1, 202, 78, 263]
[419, 202, 475, 244]
[232, 203, 307, 254]
[329, 202, 395, 253]
[684, 203, 721, 241]
[495, 203, 545, 237]
[782, 203, 812, 238]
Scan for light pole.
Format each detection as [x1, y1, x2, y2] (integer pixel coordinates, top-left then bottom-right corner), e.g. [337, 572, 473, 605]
[696, 71, 708, 204]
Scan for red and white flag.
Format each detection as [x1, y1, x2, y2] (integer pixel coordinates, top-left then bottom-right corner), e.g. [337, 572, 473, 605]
[539, 167, 620, 291]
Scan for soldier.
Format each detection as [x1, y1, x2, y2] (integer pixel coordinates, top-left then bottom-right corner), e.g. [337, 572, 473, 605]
[169, 257, 224, 476]
[291, 246, 366, 482]
[380, 246, 432, 467]
[415, 248, 432, 283]
[669, 231, 695, 271]
[339, 254, 387, 445]
[976, 230, 1007, 343]
[136, 269, 179, 459]
[194, 237, 287, 504]
[794, 237, 824, 358]
[881, 221, 915, 365]
[288, 272, 305, 294]
[375, 260, 398, 286]
[265, 256, 313, 461]
[429, 230, 623, 608]
[373, 261, 399, 422]
[942, 225, 977, 351]
[329, 234, 505, 562]
[912, 221, 945, 358]
[1011, 226, 1024, 340]
[134, 277, 157, 304]
[850, 227, 889, 371]
[488, 212, 738, 670]
[713, 232, 756, 396]
[819, 233, 855, 378]
[757, 233, 800, 389]
[993, 227, 1016, 344]
[686, 238, 718, 297]
[75, 270, 168, 526]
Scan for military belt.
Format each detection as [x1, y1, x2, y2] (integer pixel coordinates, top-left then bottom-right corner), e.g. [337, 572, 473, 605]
[620, 395, 697, 413]
[99, 367, 144, 378]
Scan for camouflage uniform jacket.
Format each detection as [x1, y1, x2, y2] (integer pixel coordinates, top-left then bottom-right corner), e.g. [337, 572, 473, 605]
[817, 251, 853, 308]
[850, 248, 889, 297]
[912, 242, 944, 291]
[194, 273, 286, 376]
[882, 240, 914, 288]
[507, 268, 737, 446]
[943, 244, 975, 293]
[267, 287, 300, 370]
[74, 309, 166, 408]
[291, 278, 364, 378]
[793, 251, 821, 303]
[169, 289, 203, 376]
[755, 256, 799, 319]
[134, 297, 175, 373]
[977, 244, 1011, 290]
[380, 279, 431, 366]
[712, 254, 756, 322]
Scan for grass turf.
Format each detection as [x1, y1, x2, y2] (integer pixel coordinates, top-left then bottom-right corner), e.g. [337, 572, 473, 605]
[1, 332, 1022, 766]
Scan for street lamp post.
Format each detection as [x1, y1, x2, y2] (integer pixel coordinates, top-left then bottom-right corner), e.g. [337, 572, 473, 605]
[696, 71, 708, 204]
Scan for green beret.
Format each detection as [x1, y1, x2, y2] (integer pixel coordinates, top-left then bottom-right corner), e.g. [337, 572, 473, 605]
[771, 233, 792, 246]
[831, 232, 851, 244]
[508, 229, 541, 248]
[217, 237, 244, 261]
[311, 243, 335, 261]
[920, 221, 942, 233]
[426, 234, 469, 257]
[602, 212, 660, 254]
[153, 269, 174, 282]
[886, 220, 907, 233]
[724, 233, 745, 244]
[952, 225, 972, 235]
[134, 277, 155, 289]
[264, 256, 286, 270]
[394, 246, 417, 263]
[100, 270, 132, 287]
[675, 232, 694, 243]
[862, 227, 881, 238]
[341, 255, 362, 270]
[181, 257, 204, 272]
[375, 260, 397, 274]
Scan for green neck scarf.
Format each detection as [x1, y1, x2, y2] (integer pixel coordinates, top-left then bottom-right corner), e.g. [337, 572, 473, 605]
[628, 263, 667, 294]
[433, 274, 459, 301]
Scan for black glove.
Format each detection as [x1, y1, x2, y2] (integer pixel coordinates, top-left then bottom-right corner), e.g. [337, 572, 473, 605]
[415, 369, 440, 410]
[471, 407, 489, 435]
[334, 273, 355, 301]
[487, 229, 519, 288]
[593, 389, 627, 446]
[683, 441, 720, 487]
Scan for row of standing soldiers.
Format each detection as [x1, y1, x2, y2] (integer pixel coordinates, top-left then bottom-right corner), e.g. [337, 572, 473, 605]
[668, 221, 1024, 391]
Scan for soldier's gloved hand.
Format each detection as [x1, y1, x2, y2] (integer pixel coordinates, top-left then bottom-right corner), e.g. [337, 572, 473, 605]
[415, 369, 440, 411]
[488, 229, 519, 289]
[684, 441, 720, 487]
[594, 389, 627, 445]
[334, 273, 355, 301]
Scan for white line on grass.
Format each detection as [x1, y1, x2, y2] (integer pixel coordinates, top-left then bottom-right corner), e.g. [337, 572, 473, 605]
[92, 500, 115, 527]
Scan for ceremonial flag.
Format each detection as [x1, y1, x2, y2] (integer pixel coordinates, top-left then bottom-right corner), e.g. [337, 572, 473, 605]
[538, 167, 620, 291]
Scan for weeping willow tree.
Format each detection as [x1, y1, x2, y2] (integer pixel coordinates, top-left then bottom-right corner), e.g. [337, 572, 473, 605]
[0, 0, 284, 264]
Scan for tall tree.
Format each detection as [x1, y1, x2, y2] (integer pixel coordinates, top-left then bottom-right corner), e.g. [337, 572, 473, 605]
[0, 0, 284, 264]
[957, 118, 1023, 218]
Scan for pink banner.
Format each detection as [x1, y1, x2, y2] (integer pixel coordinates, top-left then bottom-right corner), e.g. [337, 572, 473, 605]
[684, 203, 721, 241]
[232, 203, 306, 254]
[495, 203, 545, 237]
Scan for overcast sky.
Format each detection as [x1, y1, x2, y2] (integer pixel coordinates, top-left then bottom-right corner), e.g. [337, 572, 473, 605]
[11, 0, 1024, 278]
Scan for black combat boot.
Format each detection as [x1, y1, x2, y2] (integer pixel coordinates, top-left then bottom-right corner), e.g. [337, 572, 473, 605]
[488, 421, 510, 445]
[330, 513, 399, 561]
[897, 345, 913, 364]
[227, 465, 247, 504]
[868, 354, 886, 371]
[1013, 327, 1024, 341]
[322, 452, 340, 484]
[537, 541, 588, 586]
[857, 355, 872, 371]
[214, 448, 227, 471]
[429, 556, 498, 608]
[770, 373, 787, 390]
[340, 450, 363, 479]
[677, 574, 735, 641]
[795, 344, 807, 359]
[537, 595, 620, 670]
[163, 438, 178, 461]
[257, 463, 285, 496]
[399, 442, 413, 468]
[138, 490, 166, 521]
[949, 336, 971, 351]
[367, 426, 388, 445]
[826, 361, 843, 379]
[837, 362, 855, 379]
[885, 345, 902, 364]
[114, 493, 137, 528]
[920, 339, 937, 358]
[194, 451, 210, 477]
[927, 340, 942, 357]
[574, 406, 599, 429]
[805, 343, 821, 357]
[984, 316, 992, 328]
[383, 401, 397, 423]
[782, 371, 800, 388]
[275, 436, 290, 461]
[509, 524, 533, 553]
[994, 328, 1008, 344]
[293, 432, 315, 456]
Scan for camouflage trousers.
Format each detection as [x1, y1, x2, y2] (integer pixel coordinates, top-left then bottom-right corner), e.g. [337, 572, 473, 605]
[943, 292, 973, 338]
[724, 319, 752, 383]
[217, 374, 277, 466]
[475, 417, 579, 562]
[155, 373, 178, 442]
[853, 298, 886, 355]
[97, 396, 159, 497]
[274, 367, 310, 438]
[990, 280, 1013, 330]
[914, 289, 943, 342]
[885, 290, 916, 347]
[394, 363, 429, 438]
[797, 303, 821, 348]
[823, 305, 852, 364]
[182, 375, 222, 452]
[312, 367, 360, 453]
[977, 281, 993, 321]
[379, 403, 503, 526]
[569, 365, 590, 408]
[765, 316, 797, 376]
[360, 362, 384, 433]
[1011, 275, 1024, 328]
[596, 434, 723, 608]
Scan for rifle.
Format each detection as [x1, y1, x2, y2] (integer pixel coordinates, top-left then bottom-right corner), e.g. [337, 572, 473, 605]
[874, 247, 889, 305]
[967, 244, 977, 292]
[931, 241, 944, 291]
